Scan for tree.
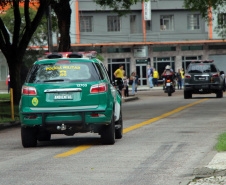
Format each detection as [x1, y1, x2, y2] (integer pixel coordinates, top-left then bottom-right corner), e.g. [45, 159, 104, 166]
[51, 0, 71, 52]
[1, 6, 57, 48]
[184, 0, 224, 19]
[184, 0, 226, 37]
[0, 0, 51, 104]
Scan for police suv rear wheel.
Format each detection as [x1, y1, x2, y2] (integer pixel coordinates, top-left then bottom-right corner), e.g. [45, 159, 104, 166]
[21, 127, 38, 148]
[101, 114, 115, 145]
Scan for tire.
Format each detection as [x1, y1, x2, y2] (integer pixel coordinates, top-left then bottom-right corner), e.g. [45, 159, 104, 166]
[115, 110, 123, 139]
[216, 90, 223, 98]
[21, 127, 38, 148]
[101, 114, 115, 145]
[167, 87, 172, 96]
[37, 129, 51, 141]
[184, 90, 192, 99]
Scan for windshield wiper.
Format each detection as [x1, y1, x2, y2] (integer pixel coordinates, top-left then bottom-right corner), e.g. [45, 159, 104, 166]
[43, 79, 65, 82]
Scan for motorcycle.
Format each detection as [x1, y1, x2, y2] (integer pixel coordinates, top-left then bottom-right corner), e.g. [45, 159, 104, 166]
[162, 71, 175, 96]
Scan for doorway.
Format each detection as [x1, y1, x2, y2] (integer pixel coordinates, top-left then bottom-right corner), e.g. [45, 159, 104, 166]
[136, 64, 147, 86]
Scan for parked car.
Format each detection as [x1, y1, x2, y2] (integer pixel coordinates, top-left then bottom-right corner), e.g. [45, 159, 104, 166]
[184, 60, 225, 99]
[19, 51, 123, 147]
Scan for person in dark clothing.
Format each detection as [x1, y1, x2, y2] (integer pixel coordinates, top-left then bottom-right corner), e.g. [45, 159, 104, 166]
[176, 69, 182, 89]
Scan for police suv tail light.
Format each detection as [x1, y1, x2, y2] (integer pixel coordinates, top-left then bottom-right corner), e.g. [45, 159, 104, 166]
[22, 85, 37, 95]
[185, 74, 191, 78]
[212, 73, 219, 77]
[90, 83, 108, 94]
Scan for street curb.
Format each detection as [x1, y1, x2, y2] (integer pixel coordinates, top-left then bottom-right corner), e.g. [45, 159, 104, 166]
[124, 96, 139, 102]
[192, 151, 222, 178]
[0, 121, 20, 130]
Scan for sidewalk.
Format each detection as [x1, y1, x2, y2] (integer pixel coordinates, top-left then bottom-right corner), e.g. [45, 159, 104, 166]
[189, 152, 226, 184]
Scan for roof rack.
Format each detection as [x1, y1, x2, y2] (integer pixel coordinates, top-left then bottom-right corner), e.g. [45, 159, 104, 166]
[46, 53, 63, 59]
[41, 51, 97, 60]
[191, 60, 214, 63]
[67, 53, 83, 58]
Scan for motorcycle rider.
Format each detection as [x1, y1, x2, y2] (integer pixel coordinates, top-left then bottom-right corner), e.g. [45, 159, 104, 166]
[162, 65, 175, 88]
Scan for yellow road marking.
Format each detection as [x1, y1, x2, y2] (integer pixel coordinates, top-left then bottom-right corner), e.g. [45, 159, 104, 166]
[54, 144, 93, 157]
[54, 98, 208, 157]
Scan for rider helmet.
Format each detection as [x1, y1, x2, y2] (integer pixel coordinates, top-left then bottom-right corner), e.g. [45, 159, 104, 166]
[166, 65, 171, 69]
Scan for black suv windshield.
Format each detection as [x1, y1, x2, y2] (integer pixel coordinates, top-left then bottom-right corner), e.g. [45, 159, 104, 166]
[187, 64, 217, 73]
[26, 62, 101, 83]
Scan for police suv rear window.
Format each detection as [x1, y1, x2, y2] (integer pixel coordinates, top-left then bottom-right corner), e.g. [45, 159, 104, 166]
[26, 62, 101, 83]
[187, 64, 217, 73]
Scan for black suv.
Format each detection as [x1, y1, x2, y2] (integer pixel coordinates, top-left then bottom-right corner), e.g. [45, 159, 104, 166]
[184, 60, 225, 99]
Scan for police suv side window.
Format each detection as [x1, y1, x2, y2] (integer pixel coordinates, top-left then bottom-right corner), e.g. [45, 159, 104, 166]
[94, 63, 105, 80]
[100, 63, 111, 82]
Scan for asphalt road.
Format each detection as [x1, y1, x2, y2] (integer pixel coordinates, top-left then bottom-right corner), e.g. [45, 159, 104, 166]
[1, 90, 226, 185]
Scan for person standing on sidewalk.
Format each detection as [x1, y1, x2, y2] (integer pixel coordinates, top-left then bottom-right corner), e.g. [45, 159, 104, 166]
[134, 72, 139, 94]
[130, 72, 136, 95]
[6, 74, 10, 93]
[152, 68, 159, 87]
[123, 72, 129, 97]
[147, 65, 153, 88]
[180, 68, 184, 88]
[176, 69, 182, 89]
[114, 65, 124, 94]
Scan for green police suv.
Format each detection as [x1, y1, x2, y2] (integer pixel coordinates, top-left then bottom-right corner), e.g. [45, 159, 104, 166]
[184, 60, 225, 99]
[19, 52, 123, 147]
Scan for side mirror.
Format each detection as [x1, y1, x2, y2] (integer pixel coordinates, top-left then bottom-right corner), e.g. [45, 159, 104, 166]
[113, 78, 123, 87]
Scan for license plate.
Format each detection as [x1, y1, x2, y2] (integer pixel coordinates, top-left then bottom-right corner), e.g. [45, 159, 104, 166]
[166, 83, 171, 86]
[54, 94, 73, 100]
[199, 77, 206, 80]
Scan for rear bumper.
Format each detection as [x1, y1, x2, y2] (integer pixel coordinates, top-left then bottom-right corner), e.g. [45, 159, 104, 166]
[20, 108, 113, 128]
[184, 83, 222, 93]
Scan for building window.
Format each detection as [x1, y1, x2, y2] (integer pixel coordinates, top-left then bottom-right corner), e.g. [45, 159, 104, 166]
[108, 58, 130, 80]
[130, 15, 137, 33]
[209, 45, 226, 49]
[107, 48, 131, 53]
[107, 16, 120, 32]
[146, 20, 152, 31]
[187, 14, 200, 30]
[160, 15, 174, 31]
[181, 45, 203, 51]
[153, 46, 176, 52]
[153, 56, 175, 80]
[218, 13, 226, 28]
[79, 16, 93, 32]
[182, 56, 202, 70]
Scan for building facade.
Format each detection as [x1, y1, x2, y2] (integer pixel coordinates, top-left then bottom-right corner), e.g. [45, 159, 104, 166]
[67, 0, 226, 86]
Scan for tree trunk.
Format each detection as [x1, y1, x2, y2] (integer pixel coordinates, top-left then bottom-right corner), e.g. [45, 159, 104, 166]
[52, 0, 71, 52]
[7, 58, 22, 105]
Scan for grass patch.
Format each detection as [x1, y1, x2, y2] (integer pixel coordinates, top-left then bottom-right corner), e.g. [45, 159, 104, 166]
[0, 94, 19, 123]
[0, 93, 10, 100]
[215, 133, 226, 151]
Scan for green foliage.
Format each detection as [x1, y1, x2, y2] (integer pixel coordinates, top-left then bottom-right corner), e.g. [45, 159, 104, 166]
[0, 99, 19, 123]
[0, 6, 57, 47]
[97, 54, 104, 61]
[215, 133, 226, 151]
[184, 0, 226, 38]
